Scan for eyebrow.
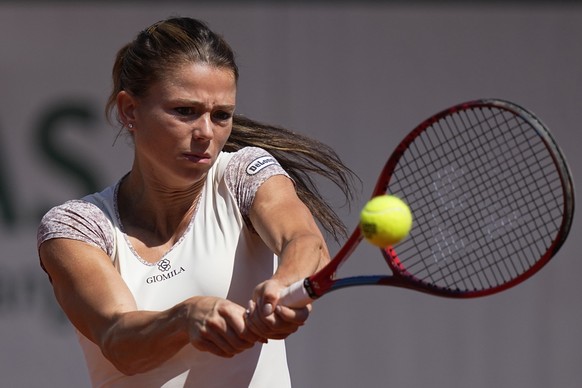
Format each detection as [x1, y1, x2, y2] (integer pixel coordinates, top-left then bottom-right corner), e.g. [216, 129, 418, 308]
[172, 99, 236, 110]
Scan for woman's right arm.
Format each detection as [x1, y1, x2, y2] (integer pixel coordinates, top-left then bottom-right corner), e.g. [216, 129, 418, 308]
[39, 238, 260, 375]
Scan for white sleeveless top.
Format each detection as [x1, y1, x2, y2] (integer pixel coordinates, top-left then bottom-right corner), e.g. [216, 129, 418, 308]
[38, 147, 292, 388]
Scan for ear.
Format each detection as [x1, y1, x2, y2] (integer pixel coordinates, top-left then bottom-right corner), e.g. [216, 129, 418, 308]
[116, 91, 137, 129]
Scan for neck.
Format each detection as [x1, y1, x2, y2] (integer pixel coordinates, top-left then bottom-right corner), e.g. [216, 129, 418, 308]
[117, 170, 206, 241]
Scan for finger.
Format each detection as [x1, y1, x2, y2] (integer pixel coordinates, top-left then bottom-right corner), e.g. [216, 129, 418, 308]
[197, 315, 255, 355]
[222, 308, 263, 347]
[247, 309, 300, 339]
[244, 301, 269, 342]
[255, 281, 282, 316]
[262, 302, 274, 316]
[261, 305, 311, 338]
[209, 326, 257, 355]
[192, 335, 237, 358]
[222, 313, 263, 351]
[274, 304, 311, 324]
[246, 300, 273, 335]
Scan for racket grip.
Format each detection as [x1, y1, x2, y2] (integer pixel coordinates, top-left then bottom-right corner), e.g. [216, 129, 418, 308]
[279, 278, 314, 308]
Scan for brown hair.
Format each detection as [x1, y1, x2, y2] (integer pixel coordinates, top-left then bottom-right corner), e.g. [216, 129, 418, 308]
[105, 17, 238, 123]
[106, 17, 359, 241]
[227, 115, 359, 241]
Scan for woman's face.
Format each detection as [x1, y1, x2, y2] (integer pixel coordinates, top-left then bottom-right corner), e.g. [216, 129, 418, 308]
[127, 62, 236, 187]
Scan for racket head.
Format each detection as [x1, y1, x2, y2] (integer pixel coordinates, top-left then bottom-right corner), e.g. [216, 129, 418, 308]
[377, 99, 575, 298]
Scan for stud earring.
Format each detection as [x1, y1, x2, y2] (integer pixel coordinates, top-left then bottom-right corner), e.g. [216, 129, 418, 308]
[128, 123, 134, 129]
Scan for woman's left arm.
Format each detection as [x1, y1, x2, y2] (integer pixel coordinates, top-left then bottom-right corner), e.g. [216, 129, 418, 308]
[246, 175, 330, 339]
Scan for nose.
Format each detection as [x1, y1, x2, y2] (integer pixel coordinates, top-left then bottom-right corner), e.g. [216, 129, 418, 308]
[193, 114, 213, 140]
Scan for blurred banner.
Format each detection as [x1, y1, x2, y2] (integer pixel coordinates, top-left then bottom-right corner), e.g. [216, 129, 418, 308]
[1, 3, 581, 387]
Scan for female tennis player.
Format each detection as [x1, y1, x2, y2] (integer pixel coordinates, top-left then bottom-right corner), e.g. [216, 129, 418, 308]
[37, 16, 356, 387]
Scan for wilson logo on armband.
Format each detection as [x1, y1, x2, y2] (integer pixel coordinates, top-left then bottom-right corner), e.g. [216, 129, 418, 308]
[246, 156, 276, 175]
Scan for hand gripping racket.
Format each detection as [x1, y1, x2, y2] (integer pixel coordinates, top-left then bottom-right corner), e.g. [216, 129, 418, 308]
[280, 99, 575, 307]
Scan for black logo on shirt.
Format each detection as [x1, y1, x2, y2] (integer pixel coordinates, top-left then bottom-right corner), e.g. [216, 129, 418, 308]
[157, 259, 171, 272]
[146, 267, 185, 284]
[145, 259, 185, 284]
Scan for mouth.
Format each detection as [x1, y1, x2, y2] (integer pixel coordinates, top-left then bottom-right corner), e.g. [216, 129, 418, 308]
[183, 152, 212, 164]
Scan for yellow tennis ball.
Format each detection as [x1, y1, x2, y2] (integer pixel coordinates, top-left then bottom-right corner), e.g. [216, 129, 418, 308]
[360, 195, 412, 248]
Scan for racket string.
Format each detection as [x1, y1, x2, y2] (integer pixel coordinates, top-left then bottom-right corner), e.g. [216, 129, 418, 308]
[388, 106, 565, 292]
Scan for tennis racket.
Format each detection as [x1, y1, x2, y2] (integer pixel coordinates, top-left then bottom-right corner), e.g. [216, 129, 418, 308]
[280, 99, 575, 307]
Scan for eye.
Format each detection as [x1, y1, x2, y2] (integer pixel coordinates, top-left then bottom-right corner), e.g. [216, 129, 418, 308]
[213, 110, 233, 122]
[174, 107, 197, 116]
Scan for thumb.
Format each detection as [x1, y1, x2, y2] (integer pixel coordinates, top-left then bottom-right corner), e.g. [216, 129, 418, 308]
[259, 281, 283, 316]
[262, 302, 274, 316]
